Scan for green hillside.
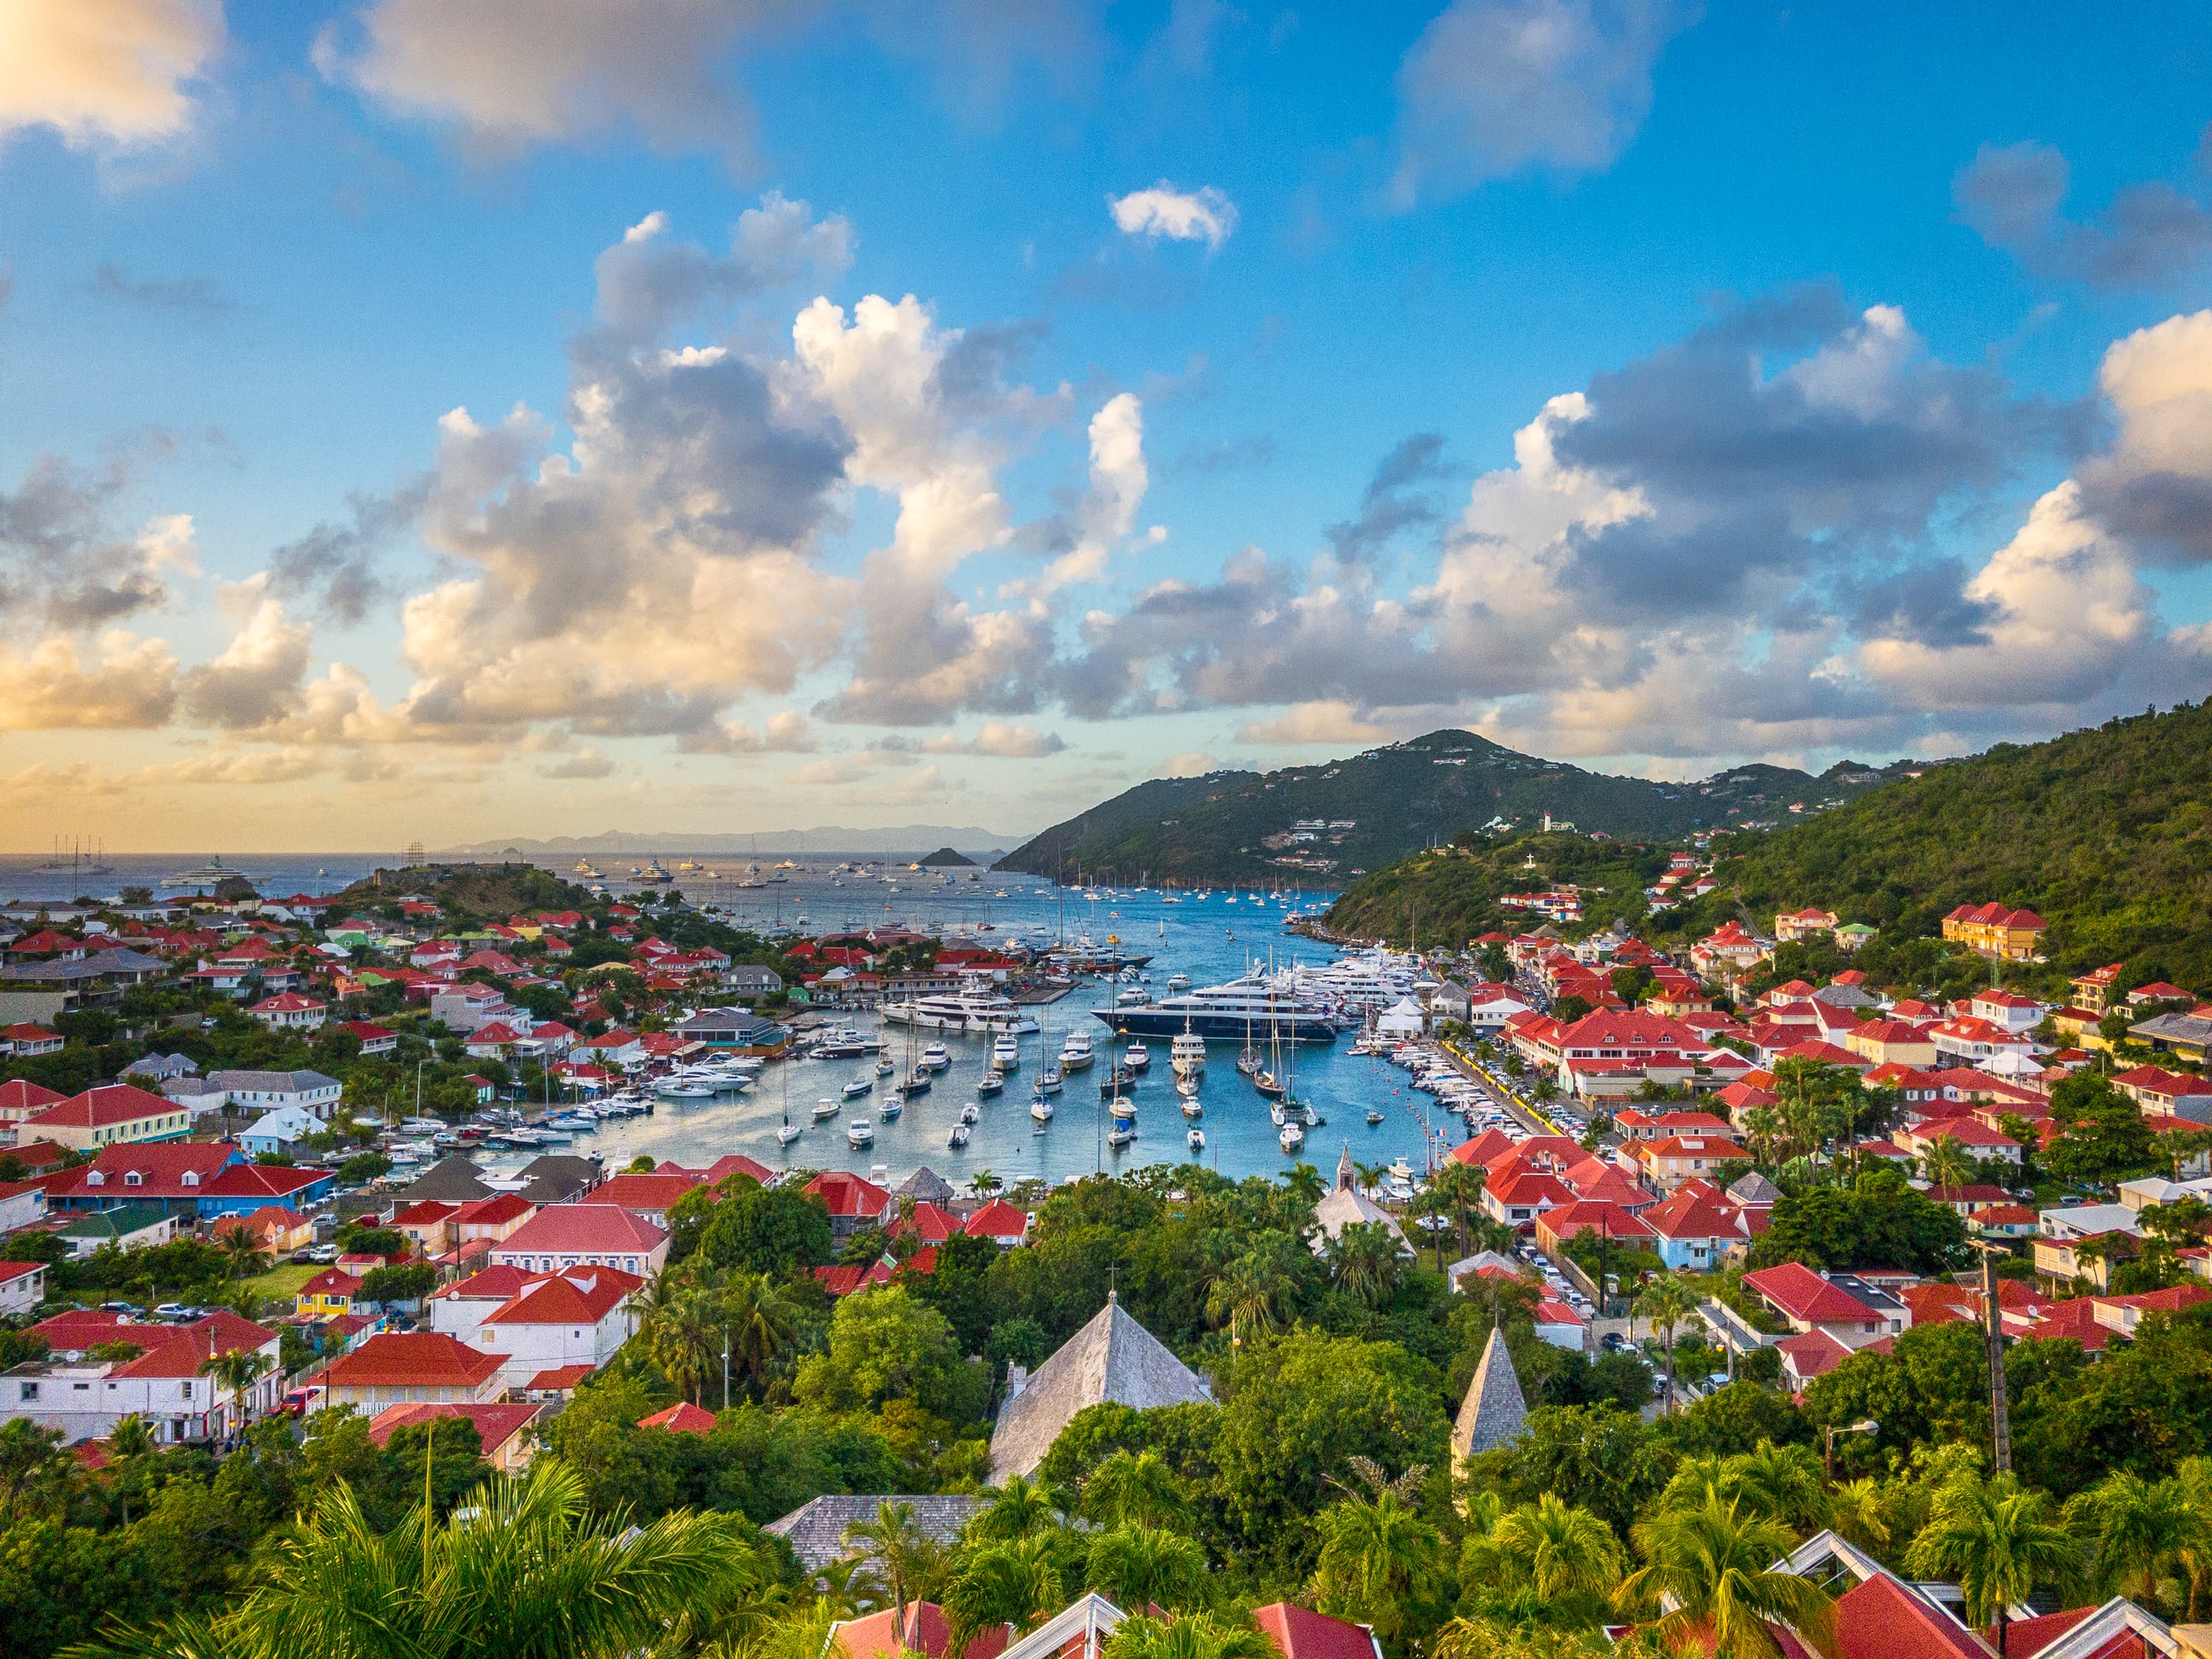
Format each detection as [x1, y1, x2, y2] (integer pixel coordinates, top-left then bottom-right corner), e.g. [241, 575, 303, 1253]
[1325, 833, 1667, 949]
[1329, 701, 2212, 997]
[992, 729, 1916, 886]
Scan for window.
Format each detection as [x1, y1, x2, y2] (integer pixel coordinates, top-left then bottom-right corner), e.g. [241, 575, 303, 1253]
[18, 1382, 36, 1401]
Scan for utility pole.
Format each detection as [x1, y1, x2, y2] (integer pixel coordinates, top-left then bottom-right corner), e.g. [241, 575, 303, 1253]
[1978, 1242, 2012, 1474]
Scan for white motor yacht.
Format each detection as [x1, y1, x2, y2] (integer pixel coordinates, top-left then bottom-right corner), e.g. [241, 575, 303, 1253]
[1058, 1032, 1095, 1071]
[848, 1120, 875, 1147]
[992, 1035, 1021, 1071]
[1171, 1032, 1206, 1077]
[1279, 1122, 1306, 1153]
[1181, 1096, 1203, 1119]
[1039, 1067, 1063, 1093]
[1123, 1041, 1151, 1071]
[842, 1077, 873, 1099]
[812, 1097, 841, 1121]
[921, 1043, 952, 1071]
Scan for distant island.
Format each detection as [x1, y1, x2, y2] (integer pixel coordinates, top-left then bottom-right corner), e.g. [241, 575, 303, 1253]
[993, 730, 1924, 886]
[918, 846, 977, 867]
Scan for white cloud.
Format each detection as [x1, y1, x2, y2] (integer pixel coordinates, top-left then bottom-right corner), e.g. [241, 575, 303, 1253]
[1391, 0, 1697, 206]
[1109, 181, 1238, 249]
[1161, 751, 1220, 776]
[922, 722, 1067, 757]
[594, 195, 853, 338]
[1235, 700, 1396, 745]
[0, 0, 223, 147]
[0, 630, 179, 730]
[178, 578, 314, 730]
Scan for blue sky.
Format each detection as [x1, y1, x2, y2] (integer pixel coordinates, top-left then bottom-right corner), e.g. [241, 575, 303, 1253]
[5, 0, 2212, 849]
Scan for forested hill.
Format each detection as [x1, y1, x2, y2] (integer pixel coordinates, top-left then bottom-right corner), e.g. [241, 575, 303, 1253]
[992, 729, 1918, 885]
[1683, 699, 2212, 989]
[1327, 701, 2212, 993]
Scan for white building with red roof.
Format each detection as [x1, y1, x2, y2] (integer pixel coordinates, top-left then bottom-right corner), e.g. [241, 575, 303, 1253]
[804, 1171, 894, 1237]
[1742, 1263, 1910, 1349]
[248, 992, 327, 1031]
[0, 1311, 282, 1443]
[590, 1172, 703, 1228]
[470, 1265, 643, 1388]
[369, 1401, 545, 1471]
[1639, 1179, 1764, 1270]
[317, 1332, 506, 1409]
[963, 1200, 1032, 1248]
[489, 1203, 667, 1276]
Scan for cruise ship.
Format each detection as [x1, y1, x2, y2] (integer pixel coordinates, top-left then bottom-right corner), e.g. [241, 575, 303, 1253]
[881, 978, 1040, 1036]
[1093, 973, 1344, 1043]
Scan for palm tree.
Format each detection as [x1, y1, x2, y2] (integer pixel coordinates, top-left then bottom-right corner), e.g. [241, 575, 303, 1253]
[1826, 1478, 1891, 1554]
[1086, 1525, 1208, 1611]
[2065, 1470, 2205, 1616]
[844, 1500, 945, 1633]
[214, 1222, 267, 1283]
[973, 1473, 1062, 1542]
[1327, 1221, 1405, 1308]
[1922, 1135, 1972, 1192]
[1430, 1161, 1488, 1261]
[971, 1169, 1002, 1198]
[641, 1281, 722, 1405]
[1284, 1162, 1325, 1206]
[1354, 1161, 1391, 1195]
[1102, 1613, 1273, 1659]
[1906, 1476, 2076, 1657]
[1486, 1492, 1625, 1602]
[1634, 1273, 1701, 1412]
[1206, 1243, 1296, 1344]
[1310, 1486, 1447, 1650]
[199, 1347, 274, 1441]
[1725, 1442, 1830, 1534]
[107, 1413, 156, 1525]
[1622, 1494, 1836, 1659]
[81, 1458, 760, 1659]
[721, 1271, 800, 1397]
[942, 1535, 1063, 1655]
[1083, 1449, 1189, 1530]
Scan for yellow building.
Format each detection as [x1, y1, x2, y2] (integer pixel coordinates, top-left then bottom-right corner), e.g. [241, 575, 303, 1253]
[1941, 902, 2048, 961]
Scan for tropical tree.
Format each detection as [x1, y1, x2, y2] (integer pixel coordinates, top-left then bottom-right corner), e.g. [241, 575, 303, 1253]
[1430, 1161, 1489, 1262]
[1102, 1613, 1273, 1659]
[1328, 1221, 1406, 1308]
[971, 1169, 1001, 1197]
[1086, 1525, 1208, 1610]
[1284, 1163, 1325, 1206]
[968, 1472, 1062, 1542]
[1826, 1478, 1891, 1554]
[1905, 1475, 2076, 1657]
[200, 1346, 274, 1439]
[1206, 1242, 1298, 1343]
[1621, 1493, 1837, 1659]
[942, 1535, 1064, 1655]
[108, 1413, 156, 1524]
[1921, 1135, 1972, 1192]
[215, 1222, 268, 1282]
[80, 1458, 761, 1659]
[1483, 1492, 1625, 1603]
[641, 1281, 723, 1405]
[1725, 1442, 1830, 1534]
[2064, 1470, 2206, 1615]
[1083, 1449, 1189, 1531]
[1310, 1481, 1450, 1651]
[721, 1270, 801, 1394]
[1634, 1274, 1702, 1412]
[844, 1499, 947, 1632]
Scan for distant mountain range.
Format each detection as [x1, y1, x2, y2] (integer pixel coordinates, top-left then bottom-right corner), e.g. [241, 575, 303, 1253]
[992, 731, 1926, 885]
[435, 826, 1027, 859]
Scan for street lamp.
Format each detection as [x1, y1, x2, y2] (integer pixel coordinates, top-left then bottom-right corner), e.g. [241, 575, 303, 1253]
[1823, 1416, 1879, 1476]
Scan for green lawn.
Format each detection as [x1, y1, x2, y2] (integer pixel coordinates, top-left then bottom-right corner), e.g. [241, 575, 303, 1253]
[239, 1262, 315, 1300]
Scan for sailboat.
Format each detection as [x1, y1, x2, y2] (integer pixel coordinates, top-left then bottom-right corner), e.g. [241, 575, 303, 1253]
[779, 1064, 804, 1144]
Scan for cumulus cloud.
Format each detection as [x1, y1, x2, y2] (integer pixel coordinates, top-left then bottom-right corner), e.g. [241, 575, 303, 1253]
[1326, 433, 1447, 561]
[0, 0, 224, 147]
[1109, 181, 1239, 249]
[0, 631, 179, 730]
[538, 746, 616, 779]
[1161, 751, 1220, 776]
[921, 722, 1066, 757]
[594, 196, 853, 339]
[178, 578, 313, 729]
[678, 709, 818, 754]
[1236, 700, 1396, 745]
[1391, 0, 1697, 205]
[1, 452, 201, 627]
[265, 482, 427, 626]
[1053, 285, 2212, 766]
[1954, 136, 2212, 290]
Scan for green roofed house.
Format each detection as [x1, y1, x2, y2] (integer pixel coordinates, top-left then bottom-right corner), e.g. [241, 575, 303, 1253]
[1832, 922, 1878, 952]
[56, 1205, 181, 1258]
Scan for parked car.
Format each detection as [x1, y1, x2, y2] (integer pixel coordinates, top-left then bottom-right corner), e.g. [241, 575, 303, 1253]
[153, 1302, 196, 1321]
[97, 1301, 141, 1315]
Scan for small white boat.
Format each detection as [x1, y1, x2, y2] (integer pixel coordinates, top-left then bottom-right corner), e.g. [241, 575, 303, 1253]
[961, 1102, 980, 1125]
[843, 1078, 873, 1099]
[1107, 1124, 1135, 1149]
[1031, 1096, 1055, 1124]
[1124, 1042, 1151, 1071]
[874, 1057, 895, 1077]
[848, 1120, 875, 1147]
[1040, 1068, 1063, 1093]
[1167, 973, 1192, 992]
[1171, 1032, 1206, 1077]
[1187, 1128, 1205, 1152]
[948, 1123, 971, 1149]
[657, 1082, 713, 1099]
[922, 1043, 952, 1071]
[992, 1035, 1021, 1071]
[880, 1096, 903, 1121]
[1279, 1122, 1306, 1152]
[777, 1122, 804, 1145]
[1366, 1109, 1386, 1125]
[1059, 1035, 1095, 1071]
[1181, 1097, 1203, 1119]
[812, 1098, 841, 1121]
[1175, 1074, 1200, 1099]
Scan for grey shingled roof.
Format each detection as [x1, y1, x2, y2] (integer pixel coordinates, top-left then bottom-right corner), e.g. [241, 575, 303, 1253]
[1451, 1326, 1527, 1461]
[1728, 1171, 1781, 1205]
[765, 1494, 988, 1571]
[399, 1156, 494, 1202]
[897, 1166, 955, 1204]
[987, 1293, 1211, 1481]
[517, 1154, 601, 1203]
